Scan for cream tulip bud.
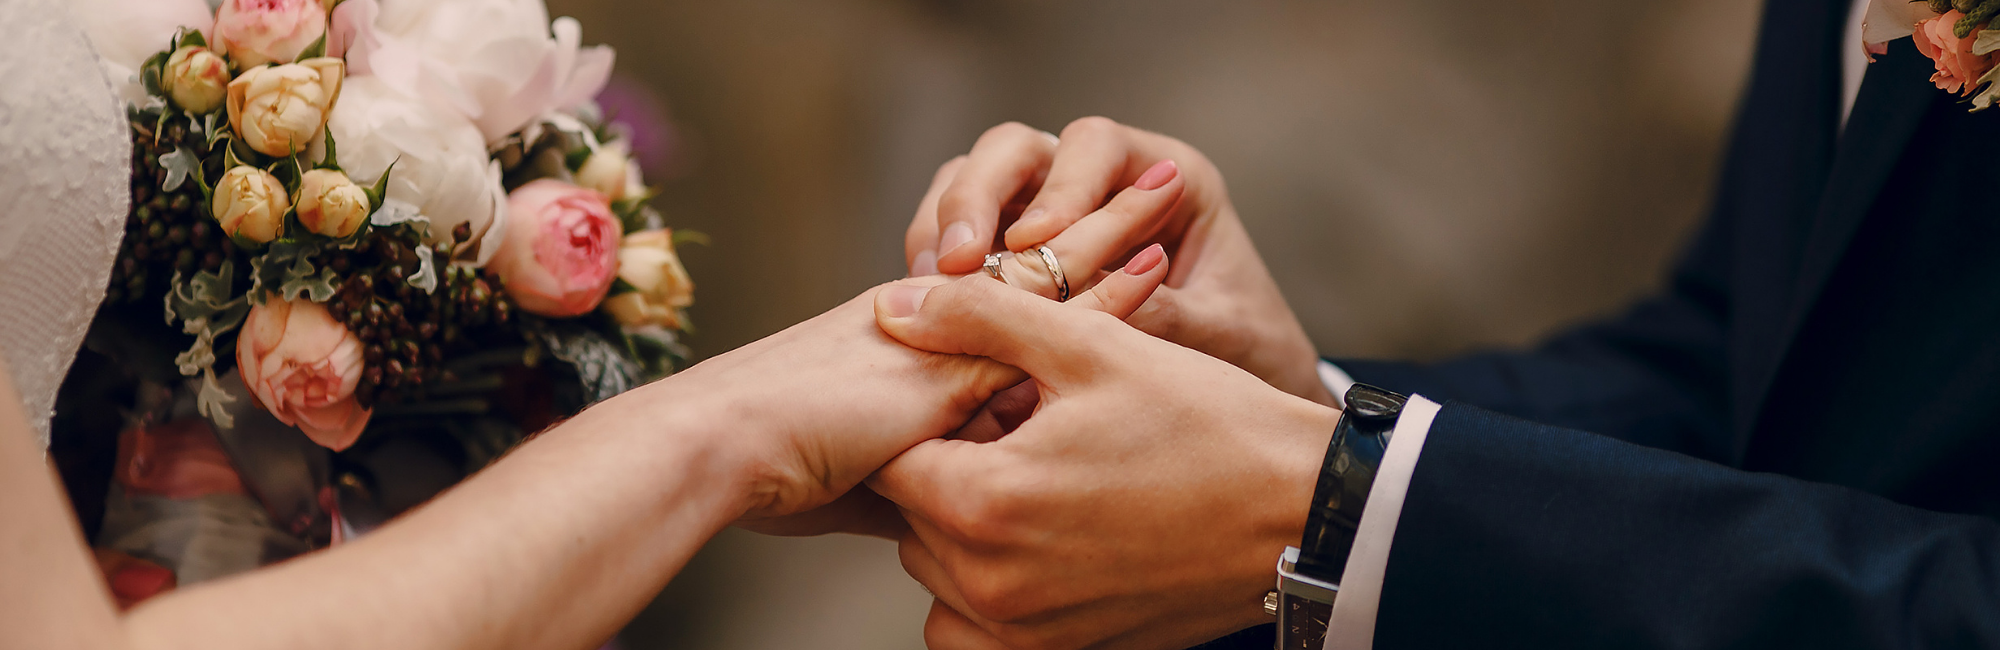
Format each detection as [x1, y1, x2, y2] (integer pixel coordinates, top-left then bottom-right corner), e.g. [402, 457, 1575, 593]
[574, 144, 634, 202]
[164, 46, 230, 114]
[212, 166, 289, 243]
[227, 58, 344, 157]
[297, 169, 371, 238]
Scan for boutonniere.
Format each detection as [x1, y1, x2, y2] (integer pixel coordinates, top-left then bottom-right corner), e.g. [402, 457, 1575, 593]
[1867, 0, 2000, 110]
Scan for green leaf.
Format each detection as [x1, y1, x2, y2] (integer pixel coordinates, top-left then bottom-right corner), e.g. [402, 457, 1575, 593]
[364, 159, 397, 209]
[406, 244, 439, 294]
[140, 50, 169, 96]
[564, 147, 592, 172]
[195, 368, 237, 429]
[609, 277, 640, 296]
[1972, 65, 2000, 111]
[160, 147, 199, 192]
[178, 27, 208, 50]
[532, 320, 644, 406]
[671, 230, 710, 248]
[224, 139, 253, 169]
[320, 128, 340, 171]
[204, 113, 228, 149]
[298, 32, 328, 61]
[281, 266, 340, 302]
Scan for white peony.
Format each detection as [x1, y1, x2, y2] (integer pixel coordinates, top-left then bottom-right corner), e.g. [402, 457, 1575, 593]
[368, 0, 613, 143]
[324, 76, 509, 266]
[67, 0, 214, 105]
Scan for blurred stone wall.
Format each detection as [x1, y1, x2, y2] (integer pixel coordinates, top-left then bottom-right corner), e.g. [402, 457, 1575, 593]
[542, 0, 1762, 648]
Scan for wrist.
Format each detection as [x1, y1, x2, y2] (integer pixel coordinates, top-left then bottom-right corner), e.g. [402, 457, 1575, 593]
[1241, 396, 1340, 622]
[594, 377, 764, 521]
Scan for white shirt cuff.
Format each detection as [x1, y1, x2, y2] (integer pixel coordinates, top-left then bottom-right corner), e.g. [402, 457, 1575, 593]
[1321, 394, 1442, 650]
[1318, 360, 1357, 407]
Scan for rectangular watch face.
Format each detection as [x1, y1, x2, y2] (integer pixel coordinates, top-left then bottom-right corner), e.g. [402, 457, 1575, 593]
[1280, 594, 1333, 650]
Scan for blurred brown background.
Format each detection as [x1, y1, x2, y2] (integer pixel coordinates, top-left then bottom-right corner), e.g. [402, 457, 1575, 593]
[543, 0, 1763, 647]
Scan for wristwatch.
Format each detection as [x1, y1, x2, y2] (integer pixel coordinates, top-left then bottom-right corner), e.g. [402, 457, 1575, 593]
[1270, 383, 1405, 650]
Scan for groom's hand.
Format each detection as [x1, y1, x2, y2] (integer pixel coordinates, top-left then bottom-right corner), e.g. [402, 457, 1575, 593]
[715, 247, 1176, 540]
[869, 277, 1340, 650]
[905, 117, 1335, 407]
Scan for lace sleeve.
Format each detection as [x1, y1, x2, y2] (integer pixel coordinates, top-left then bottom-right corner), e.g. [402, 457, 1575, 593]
[0, 0, 132, 449]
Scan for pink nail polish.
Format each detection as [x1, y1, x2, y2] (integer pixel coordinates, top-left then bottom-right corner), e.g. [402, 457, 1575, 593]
[1123, 243, 1166, 275]
[1133, 160, 1179, 191]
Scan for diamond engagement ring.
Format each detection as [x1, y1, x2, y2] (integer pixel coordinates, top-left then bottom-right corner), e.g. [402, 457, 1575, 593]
[983, 252, 1008, 284]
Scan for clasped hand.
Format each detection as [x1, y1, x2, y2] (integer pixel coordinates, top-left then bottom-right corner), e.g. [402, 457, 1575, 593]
[677, 117, 1339, 649]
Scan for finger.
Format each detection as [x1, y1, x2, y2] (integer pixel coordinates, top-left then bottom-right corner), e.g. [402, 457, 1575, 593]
[925, 600, 1011, 650]
[1037, 159, 1183, 279]
[1064, 243, 1167, 316]
[899, 533, 984, 627]
[876, 268, 1160, 384]
[906, 156, 968, 276]
[1004, 116, 1143, 251]
[934, 123, 1059, 275]
[987, 160, 1182, 301]
[734, 485, 911, 540]
[868, 437, 990, 527]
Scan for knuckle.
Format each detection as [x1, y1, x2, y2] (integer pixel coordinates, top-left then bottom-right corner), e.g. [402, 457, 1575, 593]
[936, 465, 1032, 543]
[980, 121, 1038, 145]
[1062, 115, 1123, 140]
[959, 573, 1032, 624]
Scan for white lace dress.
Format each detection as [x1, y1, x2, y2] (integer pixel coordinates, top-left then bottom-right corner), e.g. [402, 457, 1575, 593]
[0, 0, 131, 449]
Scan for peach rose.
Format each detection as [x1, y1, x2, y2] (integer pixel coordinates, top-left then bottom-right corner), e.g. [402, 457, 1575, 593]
[489, 180, 624, 317]
[1915, 10, 1998, 95]
[227, 58, 344, 158]
[214, 0, 327, 67]
[238, 297, 372, 450]
[601, 229, 694, 329]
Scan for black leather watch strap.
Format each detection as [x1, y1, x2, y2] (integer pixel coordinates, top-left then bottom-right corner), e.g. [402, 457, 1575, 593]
[1295, 384, 1406, 582]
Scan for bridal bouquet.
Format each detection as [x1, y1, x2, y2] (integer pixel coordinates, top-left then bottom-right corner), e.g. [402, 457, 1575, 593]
[64, 0, 695, 606]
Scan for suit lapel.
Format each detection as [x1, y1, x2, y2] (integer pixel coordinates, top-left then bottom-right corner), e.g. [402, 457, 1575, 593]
[1738, 39, 1940, 439]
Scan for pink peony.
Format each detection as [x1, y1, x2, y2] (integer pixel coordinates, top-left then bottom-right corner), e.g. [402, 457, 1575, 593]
[1914, 10, 1998, 96]
[489, 180, 624, 317]
[238, 297, 372, 450]
[214, 0, 328, 67]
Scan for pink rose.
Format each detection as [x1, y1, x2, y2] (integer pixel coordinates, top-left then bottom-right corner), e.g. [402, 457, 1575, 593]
[214, 0, 328, 67]
[1914, 10, 1998, 96]
[489, 180, 624, 317]
[238, 297, 372, 450]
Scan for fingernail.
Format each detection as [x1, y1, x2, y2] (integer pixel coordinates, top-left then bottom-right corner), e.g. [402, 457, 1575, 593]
[883, 284, 930, 318]
[1123, 243, 1166, 275]
[1134, 160, 1179, 191]
[938, 223, 976, 255]
[1017, 207, 1047, 229]
[911, 249, 938, 276]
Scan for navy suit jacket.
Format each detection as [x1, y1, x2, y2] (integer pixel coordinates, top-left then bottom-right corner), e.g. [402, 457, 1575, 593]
[1207, 0, 2000, 647]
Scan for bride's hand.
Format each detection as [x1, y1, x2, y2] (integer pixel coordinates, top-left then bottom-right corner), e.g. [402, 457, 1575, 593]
[678, 171, 1188, 539]
[905, 117, 1334, 407]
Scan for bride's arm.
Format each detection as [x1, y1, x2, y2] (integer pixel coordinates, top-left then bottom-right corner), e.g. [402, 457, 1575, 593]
[0, 342, 748, 650]
[0, 252, 1176, 650]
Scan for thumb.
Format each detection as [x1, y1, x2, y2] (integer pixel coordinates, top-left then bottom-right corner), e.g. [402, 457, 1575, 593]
[874, 245, 1169, 387]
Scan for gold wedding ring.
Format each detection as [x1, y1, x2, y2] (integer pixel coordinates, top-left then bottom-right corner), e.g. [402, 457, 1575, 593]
[1029, 245, 1069, 301]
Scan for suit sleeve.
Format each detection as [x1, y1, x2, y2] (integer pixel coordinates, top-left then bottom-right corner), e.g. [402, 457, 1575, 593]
[1332, 193, 1734, 458]
[1373, 402, 2000, 650]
